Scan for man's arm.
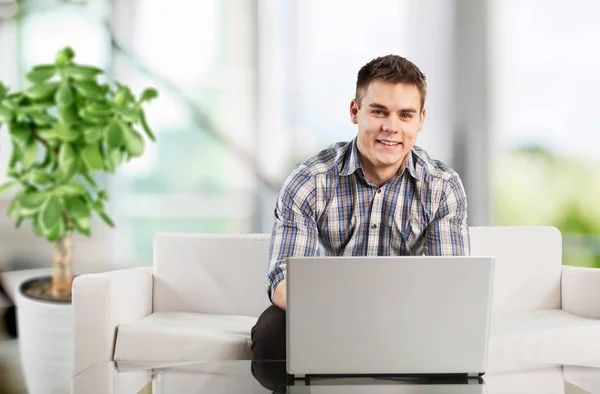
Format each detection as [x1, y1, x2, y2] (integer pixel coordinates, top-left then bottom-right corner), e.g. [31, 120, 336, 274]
[424, 174, 470, 255]
[273, 278, 287, 310]
[266, 168, 318, 310]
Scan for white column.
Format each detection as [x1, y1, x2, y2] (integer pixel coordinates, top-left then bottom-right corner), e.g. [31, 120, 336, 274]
[452, 0, 492, 226]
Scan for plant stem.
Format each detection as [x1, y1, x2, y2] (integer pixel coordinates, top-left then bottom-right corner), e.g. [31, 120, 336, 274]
[26, 121, 49, 148]
[51, 232, 73, 299]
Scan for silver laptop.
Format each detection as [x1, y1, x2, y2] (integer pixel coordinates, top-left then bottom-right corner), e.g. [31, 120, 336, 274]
[286, 256, 495, 379]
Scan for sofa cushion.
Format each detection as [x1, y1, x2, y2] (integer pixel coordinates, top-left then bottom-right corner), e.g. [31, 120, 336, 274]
[114, 312, 257, 362]
[152, 234, 272, 317]
[470, 226, 562, 314]
[489, 310, 600, 365]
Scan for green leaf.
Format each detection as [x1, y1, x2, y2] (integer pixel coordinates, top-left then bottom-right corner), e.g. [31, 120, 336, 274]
[33, 216, 43, 236]
[0, 180, 18, 194]
[63, 65, 103, 81]
[0, 106, 12, 123]
[29, 112, 54, 126]
[39, 195, 61, 232]
[73, 81, 104, 100]
[105, 122, 123, 149]
[85, 103, 112, 117]
[109, 149, 123, 169]
[56, 83, 74, 108]
[19, 192, 47, 216]
[30, 101, 55, 111]
[23, 82, 59, 101]
[73, 215, 91, 236]
[98, 211, 115, 228]
[32, 64, 56, 72]
[7, 197, 19, 217]
[55, 123, 79, 142]
[25, 68, 56, 84]
[81, 144, 104, 171]
[0, 81, 8, 99]
[139, 87, 158, 103]
[92, 200, 104, 211]
[15, 216, 24, 229]
[55, 182, 87, 197]
[65, 196, 90, 219]
[22, 141, 38, 170]
[9, 141, 23, 169]
[37, 128, 59, 142]
[114, 85, 134, 107]
[104, 157, 114, 173]
[121, 124, 144, 157]
[29, 170, 52, 185]
[46, 215, 66, 242]
[79, 108, 108, 124]
[15, 112, 28, 123]
[39, 147, 57, 168]
[139, 110, 156, 141]
[9, 124, 30, 144]
[5, 92, 23, 102]
[55, 47, 75, 65]
[58, 143, 77, 181]
[81, 171, 98, 188]
[58, 105, 79, 125]
[119, 108, 139, 123]
[83, 126, 103, 144]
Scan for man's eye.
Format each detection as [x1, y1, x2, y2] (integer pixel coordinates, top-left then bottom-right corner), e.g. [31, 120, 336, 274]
[372, 110, 385, 115]
[401, 113, 412, 119]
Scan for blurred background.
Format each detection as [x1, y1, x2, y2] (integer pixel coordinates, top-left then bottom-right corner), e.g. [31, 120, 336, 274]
[0, 0, 599, 390]
[2, 0, 598, 272]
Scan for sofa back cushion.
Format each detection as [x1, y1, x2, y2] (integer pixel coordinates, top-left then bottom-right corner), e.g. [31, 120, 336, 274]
[153, 226, 562, 317]
[469, 226, 562, 314]
[153, 233, 271, 317]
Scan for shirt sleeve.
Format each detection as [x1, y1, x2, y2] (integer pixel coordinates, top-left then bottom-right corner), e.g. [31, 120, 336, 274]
[266, 166, 319, 302]
[424, 173, 470, 255]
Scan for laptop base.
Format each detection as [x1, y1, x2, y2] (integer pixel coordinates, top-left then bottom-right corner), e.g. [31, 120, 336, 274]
[287, 372, 485, 385]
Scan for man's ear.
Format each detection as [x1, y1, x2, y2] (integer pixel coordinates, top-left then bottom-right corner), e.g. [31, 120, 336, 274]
[418, 108, 427, 131]
[350, 99, 359, 124]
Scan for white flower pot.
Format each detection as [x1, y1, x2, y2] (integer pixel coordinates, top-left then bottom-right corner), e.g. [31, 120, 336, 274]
[16, 277, 73, 394]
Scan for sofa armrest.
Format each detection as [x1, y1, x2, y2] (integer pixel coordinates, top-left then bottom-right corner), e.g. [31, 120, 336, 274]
[72, 267, 153, 375]
[561, 266, 600, 319]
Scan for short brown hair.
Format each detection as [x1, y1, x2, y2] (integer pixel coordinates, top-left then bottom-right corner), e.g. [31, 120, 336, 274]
[355, 55, 427, 109]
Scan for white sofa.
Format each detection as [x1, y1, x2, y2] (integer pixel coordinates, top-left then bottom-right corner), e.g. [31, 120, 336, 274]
[72, 226, 600, 375]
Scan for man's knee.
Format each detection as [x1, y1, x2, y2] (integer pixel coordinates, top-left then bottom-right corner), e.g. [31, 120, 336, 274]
[251, 304, 286, 360]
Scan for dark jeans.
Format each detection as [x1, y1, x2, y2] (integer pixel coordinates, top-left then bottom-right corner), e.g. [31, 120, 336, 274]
[251, 304, 286, 361]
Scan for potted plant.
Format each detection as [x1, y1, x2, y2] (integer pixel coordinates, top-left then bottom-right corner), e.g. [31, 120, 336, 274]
[0, 47, 158, 393]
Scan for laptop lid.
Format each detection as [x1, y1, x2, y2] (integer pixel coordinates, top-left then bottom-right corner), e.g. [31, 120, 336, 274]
[286, 256, 495, 377]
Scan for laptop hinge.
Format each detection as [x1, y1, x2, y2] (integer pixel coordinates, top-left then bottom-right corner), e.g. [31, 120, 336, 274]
[289, 373, 478, 385]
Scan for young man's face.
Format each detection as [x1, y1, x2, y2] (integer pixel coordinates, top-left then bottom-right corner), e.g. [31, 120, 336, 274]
[350, 80, 425, 184]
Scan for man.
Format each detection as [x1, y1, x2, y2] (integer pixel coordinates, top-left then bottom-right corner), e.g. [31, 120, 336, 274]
[251, 54, 469, 361]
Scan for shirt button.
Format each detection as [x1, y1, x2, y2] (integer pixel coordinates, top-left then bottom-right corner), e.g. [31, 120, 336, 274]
[371, 224, 377, 230]
[377, 189, 382, 194]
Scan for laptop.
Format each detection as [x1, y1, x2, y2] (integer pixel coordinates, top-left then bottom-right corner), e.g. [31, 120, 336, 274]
[286, 256, 495, 380]
[288, 382, 484, 394]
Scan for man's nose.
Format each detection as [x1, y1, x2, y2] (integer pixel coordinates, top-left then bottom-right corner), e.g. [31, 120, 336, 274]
[382, 117, 399, 133]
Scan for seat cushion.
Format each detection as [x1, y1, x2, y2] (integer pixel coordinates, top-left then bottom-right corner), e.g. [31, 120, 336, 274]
[114, 312, 257, 362]
[489, 310, 600, 365]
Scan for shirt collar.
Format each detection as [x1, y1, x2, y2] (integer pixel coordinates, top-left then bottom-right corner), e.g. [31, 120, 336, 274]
[339, 138, 362, 177]
[402, 148, 418, 179]
[340, 138, 418, 180]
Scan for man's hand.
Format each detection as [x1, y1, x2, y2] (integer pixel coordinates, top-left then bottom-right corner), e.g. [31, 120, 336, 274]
[273, 279, 287, 311]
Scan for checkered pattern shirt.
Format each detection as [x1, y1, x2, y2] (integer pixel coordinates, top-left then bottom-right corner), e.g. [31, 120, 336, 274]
[266, 138, 470, 301]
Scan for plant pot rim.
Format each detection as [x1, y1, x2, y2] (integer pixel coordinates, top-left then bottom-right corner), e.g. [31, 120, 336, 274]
[19, 276, 72, 304]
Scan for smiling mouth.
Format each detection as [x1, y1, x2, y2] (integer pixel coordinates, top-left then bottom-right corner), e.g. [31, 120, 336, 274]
[376, 139, 401, 146]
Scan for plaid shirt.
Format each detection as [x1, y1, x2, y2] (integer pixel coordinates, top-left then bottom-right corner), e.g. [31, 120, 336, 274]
[266, 138, 470, 300]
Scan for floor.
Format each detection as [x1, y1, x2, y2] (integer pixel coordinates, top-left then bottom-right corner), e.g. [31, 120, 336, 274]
[0, 313, 26, 393]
